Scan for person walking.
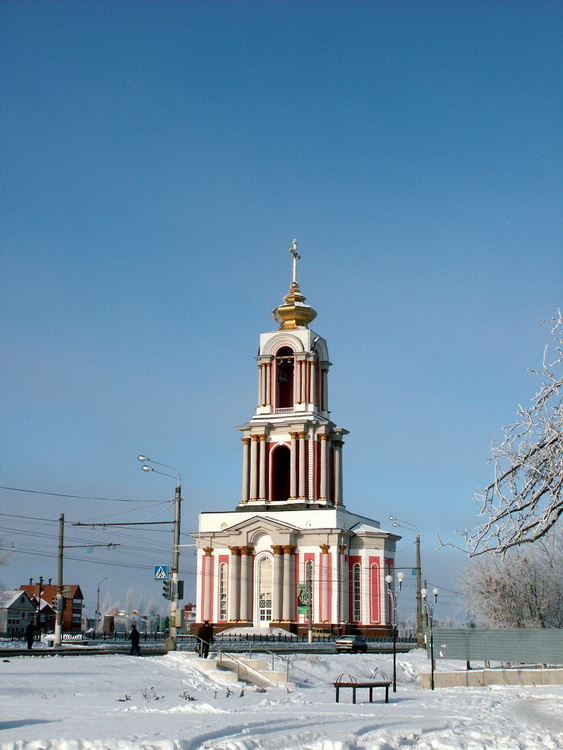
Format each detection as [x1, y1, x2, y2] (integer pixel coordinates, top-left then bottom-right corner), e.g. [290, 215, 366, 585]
[196, 620, 214, 658]
[129, 624, 141, 656]
[25, 621, 35, 650]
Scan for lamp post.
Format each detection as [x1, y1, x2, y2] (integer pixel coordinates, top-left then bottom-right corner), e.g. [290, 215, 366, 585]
[389, 516, 423, 648]
[385, 570, 404, 692]
[96, 576, 108, 637]
[421, 587, 439, 690]
[138, 455, 182, 647]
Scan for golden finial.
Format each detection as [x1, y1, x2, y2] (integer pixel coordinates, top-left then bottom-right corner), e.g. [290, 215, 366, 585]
[272, 238, 317, 330]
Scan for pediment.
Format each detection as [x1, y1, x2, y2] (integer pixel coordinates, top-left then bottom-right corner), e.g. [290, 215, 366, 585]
[209, 514, 299, 546]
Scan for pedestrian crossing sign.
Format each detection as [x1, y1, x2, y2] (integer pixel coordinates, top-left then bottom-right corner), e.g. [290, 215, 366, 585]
[154, 565, 169, 580]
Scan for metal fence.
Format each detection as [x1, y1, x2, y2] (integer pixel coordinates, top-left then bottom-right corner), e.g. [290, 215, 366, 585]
[432, 628, 563, 664]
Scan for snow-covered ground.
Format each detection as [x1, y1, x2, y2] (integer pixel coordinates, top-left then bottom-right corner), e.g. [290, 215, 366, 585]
[2, 649, 563, 749]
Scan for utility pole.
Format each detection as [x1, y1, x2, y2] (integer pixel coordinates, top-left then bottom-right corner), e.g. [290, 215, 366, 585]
[169, 484, 182, 643]
[415, 533, 423, 648]
[54, 513, 65, 647]
[389, 516, 424, 647]
[96, 576, 108, 637]
[137, 455, 183, 649]
[306, 562, 313, 644]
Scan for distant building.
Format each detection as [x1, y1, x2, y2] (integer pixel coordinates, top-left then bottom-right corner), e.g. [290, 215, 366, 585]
[0, 589, 36, 637]
[193, 244, 400, 636]
[21, 580, 84, 633]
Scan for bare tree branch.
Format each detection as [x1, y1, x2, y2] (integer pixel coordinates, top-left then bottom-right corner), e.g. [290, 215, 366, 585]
[467, 311, 563, 556]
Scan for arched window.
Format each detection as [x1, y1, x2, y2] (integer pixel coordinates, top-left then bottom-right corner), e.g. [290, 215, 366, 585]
[219, 563, 228, 621]
[271, 444, 291, 501]
[258, 556, 273, 624]
[275, 347, 294, 408]
[353, 563, 361, 622]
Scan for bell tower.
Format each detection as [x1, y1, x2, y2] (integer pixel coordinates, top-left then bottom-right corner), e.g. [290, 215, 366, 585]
[238, 240, 348, 509]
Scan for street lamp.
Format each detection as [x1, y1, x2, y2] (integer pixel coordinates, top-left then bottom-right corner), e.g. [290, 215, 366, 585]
[389, 515, 423, 648]
[137, 455, 182, 648]
[96, 576, 108, 637]
[385, 570, 404, 693]
[421, 587, 439, 690]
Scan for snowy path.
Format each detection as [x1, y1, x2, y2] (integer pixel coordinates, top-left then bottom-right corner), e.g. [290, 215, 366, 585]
[1, 651, 563, 749]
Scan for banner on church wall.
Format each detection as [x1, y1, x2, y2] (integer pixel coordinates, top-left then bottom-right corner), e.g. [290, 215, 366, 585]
[297, 583, 308, 615]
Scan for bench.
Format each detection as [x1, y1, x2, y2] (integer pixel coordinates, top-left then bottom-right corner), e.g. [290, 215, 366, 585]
[333, 680, 391, 704]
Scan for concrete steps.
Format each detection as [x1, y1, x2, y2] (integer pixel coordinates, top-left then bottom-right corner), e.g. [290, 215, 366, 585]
[186, 652, 293, 688]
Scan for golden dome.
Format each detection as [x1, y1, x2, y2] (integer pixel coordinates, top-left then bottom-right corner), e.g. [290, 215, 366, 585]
[272, 281, 317, 330]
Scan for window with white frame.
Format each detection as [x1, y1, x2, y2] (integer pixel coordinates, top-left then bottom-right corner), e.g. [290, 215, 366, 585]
[219, 562, 228, 621]
[353, 563, 361, 622]
[258, 556, 273, 623]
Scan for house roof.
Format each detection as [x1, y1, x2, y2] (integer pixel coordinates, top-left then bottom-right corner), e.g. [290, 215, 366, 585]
[20, 584, 84, 601]
[0, 589, 34, 609]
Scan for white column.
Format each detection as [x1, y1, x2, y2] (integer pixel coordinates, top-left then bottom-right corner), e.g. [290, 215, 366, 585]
[338, 545, 346, 623]
[310, 359, 316, 408]
[249, 435, 259, 500]
[202, 548, 213, 621]
[298, 431, 306, 498]
[334, 439, 343, 507]
[241, 438, 250, 503]
[229, 547, 241, 621]
[289, 432, 298, 499]
[320, 545, 329, 622]
[272, 546, 284, 621]
[259, 435, 267, 500]
[322, 366, 328, 412]
[319, 434, 328, 501]
[265, 361, 271, 406]
[308, 432, 315, 501]
[239, 547, 253, 622]
[282, 545, 295, 620]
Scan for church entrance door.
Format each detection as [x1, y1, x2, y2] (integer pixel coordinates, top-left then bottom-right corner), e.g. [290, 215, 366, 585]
[256, 556, 273, 627]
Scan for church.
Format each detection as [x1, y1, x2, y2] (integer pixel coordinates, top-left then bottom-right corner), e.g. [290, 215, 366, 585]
[193, 242, 399, 635]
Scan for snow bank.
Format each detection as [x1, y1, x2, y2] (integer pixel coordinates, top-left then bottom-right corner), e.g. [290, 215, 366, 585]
[1, 650, 562, 749]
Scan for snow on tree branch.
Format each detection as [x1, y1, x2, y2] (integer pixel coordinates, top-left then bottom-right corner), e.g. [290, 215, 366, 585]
[467, 311, 563, 556]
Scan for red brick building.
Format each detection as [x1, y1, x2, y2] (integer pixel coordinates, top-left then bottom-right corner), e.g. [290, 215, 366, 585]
[21, 581, 84, 633]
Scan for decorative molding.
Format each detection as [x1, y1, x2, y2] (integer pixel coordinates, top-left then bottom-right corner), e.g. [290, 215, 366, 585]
[229, 546, 241, 556]
[320, 544, 330, 554]
[271, 545, 284, 555]
[283, 544, 297, 555]
[203, 547, 213, 557]
[240, 546, 254, 556]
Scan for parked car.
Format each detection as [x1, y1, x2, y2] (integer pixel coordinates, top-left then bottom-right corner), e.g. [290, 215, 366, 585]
[311, 628, 332, 638]
[335, 635, 368, 653]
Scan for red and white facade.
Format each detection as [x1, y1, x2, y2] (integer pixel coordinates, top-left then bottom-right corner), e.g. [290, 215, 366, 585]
[194, 249, 399, 635]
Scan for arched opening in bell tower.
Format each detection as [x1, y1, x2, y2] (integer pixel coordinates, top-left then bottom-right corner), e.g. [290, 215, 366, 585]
[271, 444, 290, 501]
[275, 347, 294, 408]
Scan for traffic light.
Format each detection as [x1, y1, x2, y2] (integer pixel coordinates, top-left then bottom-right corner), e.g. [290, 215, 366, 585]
[162, 580, 171, 600]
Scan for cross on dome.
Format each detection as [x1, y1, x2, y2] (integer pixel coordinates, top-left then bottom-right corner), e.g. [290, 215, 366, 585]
[272, 238, 317, 330]
[289, 239, 301, 285]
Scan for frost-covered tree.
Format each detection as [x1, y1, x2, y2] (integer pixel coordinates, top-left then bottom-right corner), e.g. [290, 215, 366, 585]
[468, 312, 563, 556]
[462, 530, 563, 628]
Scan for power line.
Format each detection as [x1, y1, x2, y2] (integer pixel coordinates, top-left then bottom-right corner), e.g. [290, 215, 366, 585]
[0, 485, 162, 503]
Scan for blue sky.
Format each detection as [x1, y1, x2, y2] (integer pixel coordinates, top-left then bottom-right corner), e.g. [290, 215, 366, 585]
[1, 1, 561, 620]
